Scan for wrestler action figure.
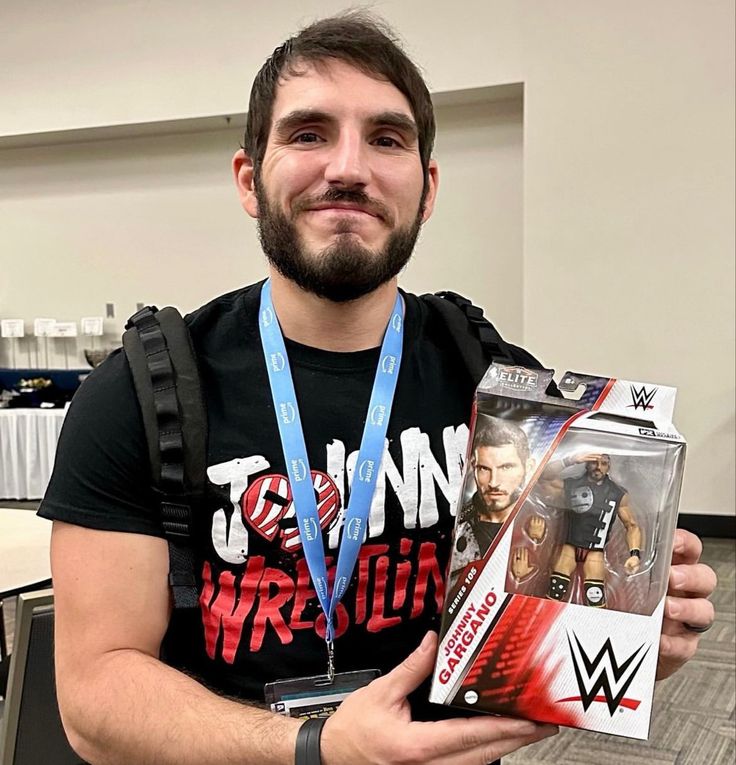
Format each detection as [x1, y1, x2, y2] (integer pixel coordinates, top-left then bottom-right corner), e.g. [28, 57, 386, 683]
[537, 453, 641, 608]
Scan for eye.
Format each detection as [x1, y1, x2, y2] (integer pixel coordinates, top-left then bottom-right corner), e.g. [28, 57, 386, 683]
[292, 132, 322, 144]
[373, 135, 402, 148]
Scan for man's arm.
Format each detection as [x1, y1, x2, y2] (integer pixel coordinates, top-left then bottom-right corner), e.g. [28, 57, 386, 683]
[616, 494, 642, 574]
[52, 521, 557, 765]
[52, 521, 302, 765]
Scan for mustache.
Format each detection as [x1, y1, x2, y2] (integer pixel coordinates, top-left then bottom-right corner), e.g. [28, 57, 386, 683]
[292, 188, 394, 226]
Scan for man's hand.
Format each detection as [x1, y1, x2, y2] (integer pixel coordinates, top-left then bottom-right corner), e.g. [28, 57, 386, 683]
[321, 632, 557, 765]
[527, 515, 546, 542]
[657, 529, 717, 680]
[624, 555, 640, 575]
[575, 453, 604, 465]
[511, 547, 537, 581]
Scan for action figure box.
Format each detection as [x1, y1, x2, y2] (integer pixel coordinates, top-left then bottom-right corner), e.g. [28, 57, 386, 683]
[430, 363, 686, 739]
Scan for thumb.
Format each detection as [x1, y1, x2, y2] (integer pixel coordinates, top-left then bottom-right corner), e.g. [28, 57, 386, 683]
[381, 631, 437, 701]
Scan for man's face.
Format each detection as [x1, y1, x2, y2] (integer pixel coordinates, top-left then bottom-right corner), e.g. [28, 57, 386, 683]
[473, 444, 528, 515]
[586, 455, 610, 482]
[235, 59, 438, 302]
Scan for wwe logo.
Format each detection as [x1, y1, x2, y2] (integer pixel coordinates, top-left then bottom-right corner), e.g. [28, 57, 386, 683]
[628, 384, 657, 411]
[564, 633, 649, 715]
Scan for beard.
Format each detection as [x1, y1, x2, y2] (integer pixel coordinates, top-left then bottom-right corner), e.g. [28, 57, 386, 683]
[255, 179, 423, 303]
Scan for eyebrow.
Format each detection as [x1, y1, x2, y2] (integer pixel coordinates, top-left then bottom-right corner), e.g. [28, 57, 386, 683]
[370, 111, 418, 140]
[273, 109, 418, 141]
[273, 109, 333, 136]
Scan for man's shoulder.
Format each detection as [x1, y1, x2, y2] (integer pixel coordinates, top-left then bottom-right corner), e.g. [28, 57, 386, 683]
[407, 289, 548, 374]
[563, 473, 584, 489]
[169, 281, 266, 360]
[606, 476, 628, 499]
[183, 282, 262, 334]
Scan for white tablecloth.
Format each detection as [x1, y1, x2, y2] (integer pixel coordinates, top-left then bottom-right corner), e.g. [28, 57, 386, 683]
[0, 409, 67, 500]
[0, 508, 52, 595]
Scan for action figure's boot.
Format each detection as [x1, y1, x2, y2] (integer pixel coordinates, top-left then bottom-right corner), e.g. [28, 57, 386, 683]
[547, 572, 571, 601]
[583, 579, 607, 608]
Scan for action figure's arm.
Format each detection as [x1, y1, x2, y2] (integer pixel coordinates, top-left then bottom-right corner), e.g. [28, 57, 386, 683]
[537, 452, 596, 505]
[535, 462, 565, 505]
[617, 494, 642, 574]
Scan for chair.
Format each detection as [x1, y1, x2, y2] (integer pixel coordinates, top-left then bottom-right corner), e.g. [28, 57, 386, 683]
[0, 590, 83, 765]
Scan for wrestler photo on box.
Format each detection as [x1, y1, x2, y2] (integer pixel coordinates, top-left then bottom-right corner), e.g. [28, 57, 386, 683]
[449, 417, 545, 590]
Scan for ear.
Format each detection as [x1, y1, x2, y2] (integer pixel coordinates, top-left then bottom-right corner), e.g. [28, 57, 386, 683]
[233, 149, 259, 218]
[420, 158, 439, 223]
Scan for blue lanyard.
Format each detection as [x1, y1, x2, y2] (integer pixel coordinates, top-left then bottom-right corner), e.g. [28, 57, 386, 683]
[259, 279, 404, 646]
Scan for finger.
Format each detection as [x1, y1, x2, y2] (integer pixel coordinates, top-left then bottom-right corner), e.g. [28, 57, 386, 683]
[669, 563, 718, 597]
[665, 596, 715, 630]
[415, 715, 555, 760]
[671, 529, 703, 565]
[658, 632, 699, 671]
[439, 726, 558, 765]
[376, 631, 436, 700]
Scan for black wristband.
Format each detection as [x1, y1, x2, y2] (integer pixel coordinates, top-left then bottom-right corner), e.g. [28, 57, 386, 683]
[629, 548, 640, 558]
[295, 717, 327, 765]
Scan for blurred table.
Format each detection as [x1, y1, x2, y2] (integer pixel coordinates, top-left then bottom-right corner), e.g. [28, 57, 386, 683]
[0, 409, 67, 499]
[0, 507, 52, 660]
[0, 508, 52, 598]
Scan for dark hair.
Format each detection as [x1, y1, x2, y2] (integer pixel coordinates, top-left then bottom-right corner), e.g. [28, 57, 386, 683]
[243, 11, 436, 191]
[474, 418, 530, 465]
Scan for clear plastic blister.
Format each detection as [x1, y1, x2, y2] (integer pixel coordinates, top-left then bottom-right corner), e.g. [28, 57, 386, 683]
[501, 426, 684, 615]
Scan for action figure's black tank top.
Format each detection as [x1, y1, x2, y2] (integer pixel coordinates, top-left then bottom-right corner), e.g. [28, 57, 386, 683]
[563, 475, 626, 550]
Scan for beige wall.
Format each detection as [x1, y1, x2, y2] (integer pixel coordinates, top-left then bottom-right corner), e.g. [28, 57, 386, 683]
[0, 96, 523, 354]
[1, 0, 733, 517]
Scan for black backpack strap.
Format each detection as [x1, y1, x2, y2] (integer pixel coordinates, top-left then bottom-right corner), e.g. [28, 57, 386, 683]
[424, 291, 516, 381]
[424, 291, 561, 396]
[123, 306, 207, 609]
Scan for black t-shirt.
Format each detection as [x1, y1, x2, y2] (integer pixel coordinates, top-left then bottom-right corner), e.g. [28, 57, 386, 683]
[39, 282, 537, 720]
[471, 519, 504, 556]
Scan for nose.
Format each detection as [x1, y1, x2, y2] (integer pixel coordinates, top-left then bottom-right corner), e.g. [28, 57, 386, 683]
[324, 129, 371, 188]
[488, 468, 500, 488]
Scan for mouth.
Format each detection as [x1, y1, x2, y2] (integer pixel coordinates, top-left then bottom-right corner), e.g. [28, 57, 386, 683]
[307, 203, 381, 220]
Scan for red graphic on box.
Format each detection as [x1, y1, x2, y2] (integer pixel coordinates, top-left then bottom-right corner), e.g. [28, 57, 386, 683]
[457, 596, 579, 728]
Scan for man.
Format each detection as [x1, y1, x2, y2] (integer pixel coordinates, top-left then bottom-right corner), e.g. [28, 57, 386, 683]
[539, 453, 640, 608]
[450, 417, 544, 589]
[41, 12, 716, 765]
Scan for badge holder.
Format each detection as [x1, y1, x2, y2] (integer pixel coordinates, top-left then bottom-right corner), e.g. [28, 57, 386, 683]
[265, 668, 380, 719]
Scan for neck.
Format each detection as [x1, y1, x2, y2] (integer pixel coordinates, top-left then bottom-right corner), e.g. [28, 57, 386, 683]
[268, 270, 399, 352]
